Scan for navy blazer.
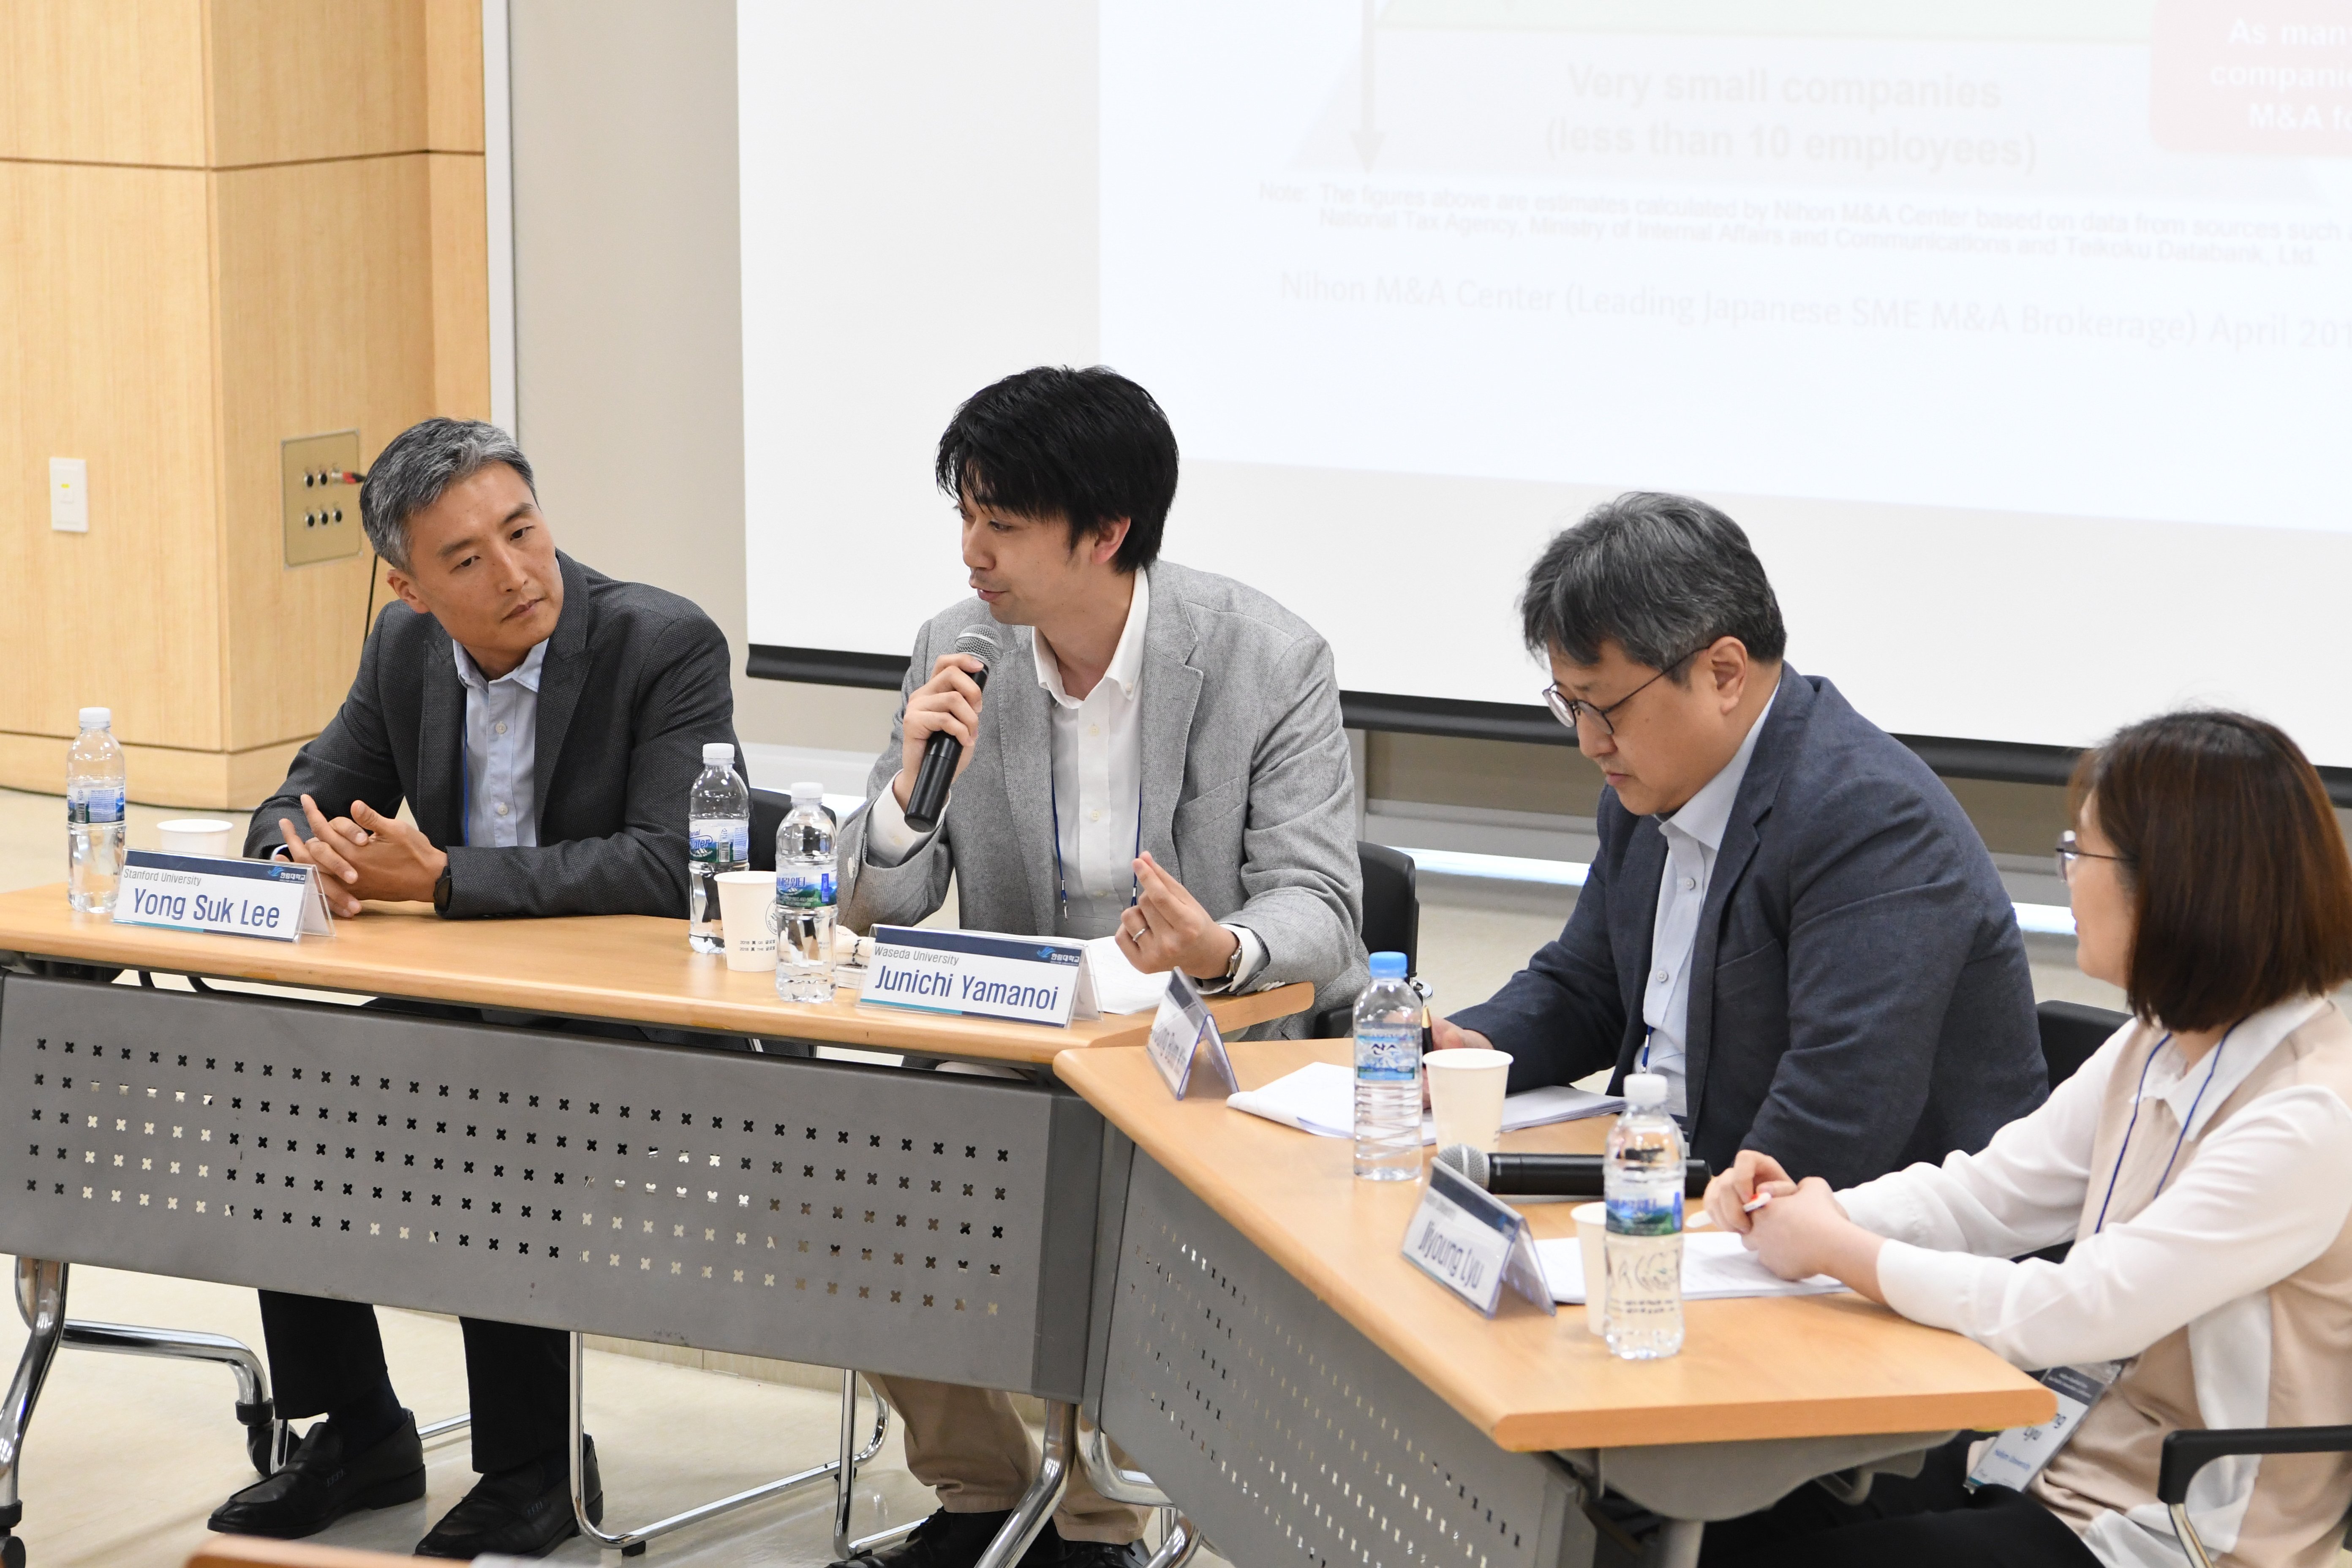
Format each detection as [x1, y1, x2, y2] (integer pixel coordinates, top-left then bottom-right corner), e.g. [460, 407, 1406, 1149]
[1451, 667, 2046, 1191]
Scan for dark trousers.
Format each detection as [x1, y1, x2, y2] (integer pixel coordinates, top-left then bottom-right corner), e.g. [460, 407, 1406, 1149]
[258, 1289, 566, 1475]
[1698, 1434, 2102, 1568]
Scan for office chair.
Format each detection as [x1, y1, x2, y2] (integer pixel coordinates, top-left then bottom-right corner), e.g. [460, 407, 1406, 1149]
[2037, 999, 2127, 1089]
[2161, 1427, 2352, 1568]
[749, 786, 792, 872]
[1315, 843, 1421, 1038]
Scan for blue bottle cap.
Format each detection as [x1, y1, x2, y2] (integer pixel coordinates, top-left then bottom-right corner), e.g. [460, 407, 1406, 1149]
[1368, 951, 1407, 980]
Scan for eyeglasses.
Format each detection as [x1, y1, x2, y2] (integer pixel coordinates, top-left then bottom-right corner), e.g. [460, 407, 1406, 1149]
[2054, 830, 2130, 884]
[1543, 649, 1704, 740]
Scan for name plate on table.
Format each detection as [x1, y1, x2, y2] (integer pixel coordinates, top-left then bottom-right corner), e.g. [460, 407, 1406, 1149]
[861, 926, 1102, 1027]
[112, 851, 335, 942]
[1146, 969, 1237, 1099]
[1402, 1161, 1555, 1318]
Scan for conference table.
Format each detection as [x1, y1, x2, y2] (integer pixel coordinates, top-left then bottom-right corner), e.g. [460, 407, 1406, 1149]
[0, 884, 1307, 1564]
[1056, 1040, 2055, 1568]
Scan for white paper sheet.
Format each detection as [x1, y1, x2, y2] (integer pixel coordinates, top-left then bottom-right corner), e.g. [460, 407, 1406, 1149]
[1535, 1230, 1846, 1305]
[1083, 936, 1172, 1015]
[1226, 1061, 1625, 1143]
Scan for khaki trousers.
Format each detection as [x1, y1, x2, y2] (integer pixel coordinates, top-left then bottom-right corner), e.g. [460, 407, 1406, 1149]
[865, 1374, 1148, 1545]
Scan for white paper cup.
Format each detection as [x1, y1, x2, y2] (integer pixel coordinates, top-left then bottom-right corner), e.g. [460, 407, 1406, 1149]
[713, 870, 778, 972]
[1425, 1048, 1513, 1154]
[1573, 1201, 1609, 1334]
[157, 818, 237, 857]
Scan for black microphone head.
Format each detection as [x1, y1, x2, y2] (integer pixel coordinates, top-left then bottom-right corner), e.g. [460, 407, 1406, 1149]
[1434, 1143, 1491, 1189]
[953, 627, 999, 671]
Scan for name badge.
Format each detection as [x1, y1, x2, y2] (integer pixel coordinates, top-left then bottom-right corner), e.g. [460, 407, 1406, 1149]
[1966, 1362, 2120, 1493]
[1146, 970, 1237, 1099]
[1402, 1162, 1556, 1318]
[860, 926, 1102, 1027]
[112, 851, 335, 943]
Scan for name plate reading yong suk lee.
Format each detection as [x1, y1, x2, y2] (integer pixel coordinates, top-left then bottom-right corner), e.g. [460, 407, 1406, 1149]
[860, 926, 1102, 1027]
[1402, 1161, 1554, 1318]
[112, 851, 335, 943]
[1147, 969, 1236, 1099]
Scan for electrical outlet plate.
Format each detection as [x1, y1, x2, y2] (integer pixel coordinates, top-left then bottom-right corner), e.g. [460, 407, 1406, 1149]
[281, 431, 363, 566]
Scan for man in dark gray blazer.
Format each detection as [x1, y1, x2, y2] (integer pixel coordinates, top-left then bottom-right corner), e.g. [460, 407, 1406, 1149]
[210, 419, 739, 1560]
[834, 367, 1365, 1568]
[1436, 493, 2045, 1192]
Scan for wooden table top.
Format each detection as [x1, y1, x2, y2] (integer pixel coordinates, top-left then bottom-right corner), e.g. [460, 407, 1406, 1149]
[0, 884, 1310, 1066]
[1056, 1037, 2054, 1453]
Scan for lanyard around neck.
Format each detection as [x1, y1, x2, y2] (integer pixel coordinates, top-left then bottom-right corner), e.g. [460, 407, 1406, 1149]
[2093, 1024, 2236, 1235]
[1048, 764, 1143, 926]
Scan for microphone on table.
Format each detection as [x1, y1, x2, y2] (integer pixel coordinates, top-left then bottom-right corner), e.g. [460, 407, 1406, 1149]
[1435, 1144, 1713, 1199]
[903, 627, 1000, 833]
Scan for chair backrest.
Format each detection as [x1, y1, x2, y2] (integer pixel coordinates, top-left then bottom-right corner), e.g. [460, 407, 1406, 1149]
[749, 786, 791, 872]
[1358, 841, 1420, 975]
[1315, 843, 1421, 1036]
[2038, 999, 2129, 1089]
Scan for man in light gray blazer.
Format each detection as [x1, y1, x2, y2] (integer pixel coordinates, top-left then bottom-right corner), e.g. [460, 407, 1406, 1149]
[833, 367, 1365, 1568]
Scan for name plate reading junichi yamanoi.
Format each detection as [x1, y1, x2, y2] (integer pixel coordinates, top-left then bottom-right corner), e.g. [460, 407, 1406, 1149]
[111, 850, 335, 942]
[860, 926, 1103, 1027]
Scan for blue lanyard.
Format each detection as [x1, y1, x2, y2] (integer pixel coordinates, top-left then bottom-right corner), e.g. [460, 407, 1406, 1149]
[1047, 766, 1143, 928]
[2093, 1025, 2235, 1235]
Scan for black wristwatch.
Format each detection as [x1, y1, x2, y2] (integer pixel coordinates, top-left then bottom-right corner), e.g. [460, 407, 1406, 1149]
[432, 866, 453, 917]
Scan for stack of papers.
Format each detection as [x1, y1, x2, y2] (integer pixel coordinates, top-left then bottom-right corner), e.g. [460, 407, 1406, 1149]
[1535, 1231, 1846, 1304]
[1226, 1060, 1625, 1144]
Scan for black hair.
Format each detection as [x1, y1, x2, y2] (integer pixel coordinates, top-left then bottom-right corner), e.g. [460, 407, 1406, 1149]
[359, 418, 536, 569]
[1519, 492, 1787, 674]
[935, 366, 1177, 572]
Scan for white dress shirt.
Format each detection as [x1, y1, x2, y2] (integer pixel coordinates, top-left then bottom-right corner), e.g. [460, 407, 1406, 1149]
[1843, 994, 2352, 1372]
[1639, 688, 1775, 1116]
[866, 569, 1266, 985]
[452, 639, 546, 849]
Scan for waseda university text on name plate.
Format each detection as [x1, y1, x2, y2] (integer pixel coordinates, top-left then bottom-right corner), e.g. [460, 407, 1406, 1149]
[859, 926, 1103, 1028]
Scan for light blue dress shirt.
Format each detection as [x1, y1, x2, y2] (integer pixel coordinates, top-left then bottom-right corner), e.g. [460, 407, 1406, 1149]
[452, 640, 547, 849]
[1640, 689, 1776, 1117]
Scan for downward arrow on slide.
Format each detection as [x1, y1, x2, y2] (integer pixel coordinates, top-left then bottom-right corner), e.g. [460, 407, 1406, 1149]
[1353, 0, 1384, 169]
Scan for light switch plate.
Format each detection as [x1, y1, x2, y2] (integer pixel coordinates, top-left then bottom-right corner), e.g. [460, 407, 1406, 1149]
[49, 457, 88, 532]
[281, 431, 363, 566]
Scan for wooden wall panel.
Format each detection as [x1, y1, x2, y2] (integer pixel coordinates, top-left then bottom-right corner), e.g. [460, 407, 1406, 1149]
[424, 0, 486, 152]
[429, 153, 491, 418]
[212, 155, 439, 753]
[206, 0, 428, 167]
[0, 162, 223, 751]
[0, 1, 209, 167]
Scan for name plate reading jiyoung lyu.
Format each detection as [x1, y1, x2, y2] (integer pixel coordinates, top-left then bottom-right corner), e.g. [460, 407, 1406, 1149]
[860, 926, 1103, 1027]
[112, 851, 335, 943]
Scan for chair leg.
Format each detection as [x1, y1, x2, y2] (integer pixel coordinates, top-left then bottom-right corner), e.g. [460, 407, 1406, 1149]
[832, 1372, 913, 1563]
[971, 1401, 1074, 1568]
[565, 1333, 863, 1557]
[56, 1317, 279, 1475]
[0, 1260, 68, 1552]
[2168, 1503, 2220, 1568]
[1142, 1511, 1201, 1568]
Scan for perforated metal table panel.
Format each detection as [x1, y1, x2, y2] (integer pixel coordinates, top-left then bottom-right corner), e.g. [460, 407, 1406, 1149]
[0, 974, 1103, 1399]
[1092, 1139, 1593, 1568]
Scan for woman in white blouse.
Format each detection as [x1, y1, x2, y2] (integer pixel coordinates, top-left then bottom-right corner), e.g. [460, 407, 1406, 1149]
[1699, 710, 2352, 1568]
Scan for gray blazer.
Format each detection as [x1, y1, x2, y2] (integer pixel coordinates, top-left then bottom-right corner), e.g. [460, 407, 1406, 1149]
[838, 561, 1368, 1033]
[245, 552, 740, 920]
[1451, 667, 2047, 1191]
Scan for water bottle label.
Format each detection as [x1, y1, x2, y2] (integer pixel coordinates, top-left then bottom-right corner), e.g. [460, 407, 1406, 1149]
[1606, 1189, 1683, 1236]
[1355, 1024, 1420, 1082]
[779, 868, 837, 907]
[67, 786, 125, 825]
[689, 823, 749, 865]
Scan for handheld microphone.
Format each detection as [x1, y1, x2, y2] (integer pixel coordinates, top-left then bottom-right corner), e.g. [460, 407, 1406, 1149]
[1435, 1144, 1712, 1199]
[903, 628, 999, 833]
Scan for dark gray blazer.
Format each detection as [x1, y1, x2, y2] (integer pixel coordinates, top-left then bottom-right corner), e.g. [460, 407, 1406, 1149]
[245, 552, 739, 920]
[1451, 667, 2046, 1191]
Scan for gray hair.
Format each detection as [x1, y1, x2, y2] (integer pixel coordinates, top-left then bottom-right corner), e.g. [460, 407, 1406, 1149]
[359, 417, 537, 569]
[1519, 492, 1787, 674]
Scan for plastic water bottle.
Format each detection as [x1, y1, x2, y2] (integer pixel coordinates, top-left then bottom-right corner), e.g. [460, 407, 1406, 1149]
[1604, 1073, 1685, 1360]
[774, 783, 837, 1003]
[67, 707, 127, 915]
[1352, 950, 1423, 1181]
[687, 743, 749, 953]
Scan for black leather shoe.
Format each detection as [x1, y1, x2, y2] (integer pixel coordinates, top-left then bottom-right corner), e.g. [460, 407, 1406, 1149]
[838, 1512, 1149, 1568]
[412, 1435, 602, 1559]
[207, 1412, 427, 1538]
